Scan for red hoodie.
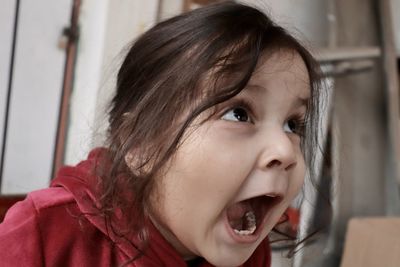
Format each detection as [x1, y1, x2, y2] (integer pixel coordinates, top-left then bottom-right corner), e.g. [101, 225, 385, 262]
[0, 149, 271, 266]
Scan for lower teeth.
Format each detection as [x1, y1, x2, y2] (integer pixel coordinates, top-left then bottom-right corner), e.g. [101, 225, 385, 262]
[233, 211, 257, 236]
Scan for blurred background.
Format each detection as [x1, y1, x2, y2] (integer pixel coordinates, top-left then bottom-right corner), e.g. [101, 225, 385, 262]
[1, 0, 400, 266]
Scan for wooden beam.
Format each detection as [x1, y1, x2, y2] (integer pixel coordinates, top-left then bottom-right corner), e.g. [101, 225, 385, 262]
[378, 0, 400, 187]
[315, 47, 380, 63]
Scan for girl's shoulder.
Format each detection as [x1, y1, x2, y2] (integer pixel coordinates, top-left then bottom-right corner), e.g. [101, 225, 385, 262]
[0, 187, 120, 266]
[0, 186, 76, 237]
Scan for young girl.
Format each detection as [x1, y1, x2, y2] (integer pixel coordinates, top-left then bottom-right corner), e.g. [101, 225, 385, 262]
[0, 2, 321, 266]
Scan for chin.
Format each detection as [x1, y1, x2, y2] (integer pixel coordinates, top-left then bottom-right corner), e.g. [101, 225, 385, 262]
[207, 257, 248, 267]
[203, 246, 255, 267]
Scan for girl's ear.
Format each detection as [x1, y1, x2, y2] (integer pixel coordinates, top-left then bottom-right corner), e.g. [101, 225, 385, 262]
[124, 150, 141, 175]
[124, 149, 153, 176]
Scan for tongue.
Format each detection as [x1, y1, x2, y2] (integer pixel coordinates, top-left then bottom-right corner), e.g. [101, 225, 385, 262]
[226, 200, 254, 230]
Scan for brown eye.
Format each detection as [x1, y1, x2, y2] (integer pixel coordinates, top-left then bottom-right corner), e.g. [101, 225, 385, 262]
[221, 107, 250, 122]
[284, 118, 306, 136]
[284, 120, 297, 133]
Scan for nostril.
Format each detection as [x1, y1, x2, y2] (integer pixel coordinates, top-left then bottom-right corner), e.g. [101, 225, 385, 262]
[267, 160, 281, 168]
[267, 160, 296, 170]
[284, 162, 297, 171]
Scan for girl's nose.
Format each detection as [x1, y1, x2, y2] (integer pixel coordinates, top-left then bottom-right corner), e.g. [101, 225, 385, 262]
[258, 133, 297, 171]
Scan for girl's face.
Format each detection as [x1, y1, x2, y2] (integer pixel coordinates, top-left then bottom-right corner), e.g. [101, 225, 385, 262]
[149, 51, 310, 266]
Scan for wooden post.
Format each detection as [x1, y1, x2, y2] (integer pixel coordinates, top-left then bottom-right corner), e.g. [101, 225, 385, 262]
[52, 0, 81, 178]
[378, 0, 400, 188]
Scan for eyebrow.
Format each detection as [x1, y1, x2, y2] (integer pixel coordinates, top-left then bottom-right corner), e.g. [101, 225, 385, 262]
[245, 84, 310, 108]
[296, 97, 310, 108]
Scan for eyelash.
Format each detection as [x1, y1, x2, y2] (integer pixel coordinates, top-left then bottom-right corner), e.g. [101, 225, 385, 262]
[220, 99, 307, 137]
[220, 99, 255, 123]
[285, 115, 307, 137]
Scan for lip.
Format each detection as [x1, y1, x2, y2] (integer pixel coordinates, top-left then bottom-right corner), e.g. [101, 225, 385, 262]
[223, 195, 283, 244]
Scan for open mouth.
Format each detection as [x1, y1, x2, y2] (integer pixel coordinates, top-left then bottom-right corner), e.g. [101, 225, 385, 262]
[226, 195, 282, 237]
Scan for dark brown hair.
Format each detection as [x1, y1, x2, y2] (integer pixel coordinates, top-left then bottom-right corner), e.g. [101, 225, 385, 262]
[98, 0, 322, 260]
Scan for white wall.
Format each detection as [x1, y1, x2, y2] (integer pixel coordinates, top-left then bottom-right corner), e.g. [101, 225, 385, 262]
[65, 0, 159, 165]
[158, 0, 184, 20]
[239, 0, 329, 47]
[64, 0, 109, 165]
[91, 0, 159, 150]
[0, 0, 16, 172]
[0, 0, 72, 194]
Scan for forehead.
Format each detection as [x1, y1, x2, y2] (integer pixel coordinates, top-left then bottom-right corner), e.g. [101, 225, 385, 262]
[248, 50, 311, 99]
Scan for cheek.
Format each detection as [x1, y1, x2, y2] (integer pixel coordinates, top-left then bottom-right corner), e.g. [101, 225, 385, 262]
[286, 157, 306, 203]
[266, 159, 305, 234]
[152, 131, 234, 221]
[147, 129, 251, 255]
[177, 126, 252, 189]
[155, 125, 255, 223]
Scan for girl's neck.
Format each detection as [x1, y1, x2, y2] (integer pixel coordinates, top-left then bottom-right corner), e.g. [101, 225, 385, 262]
[148, 213, 198, 260]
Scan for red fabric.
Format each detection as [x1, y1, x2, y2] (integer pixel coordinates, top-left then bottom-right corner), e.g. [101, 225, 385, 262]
[0, 149, 271, 266]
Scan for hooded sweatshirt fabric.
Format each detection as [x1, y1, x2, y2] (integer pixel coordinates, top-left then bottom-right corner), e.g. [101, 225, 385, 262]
[0, 148, 271, 266]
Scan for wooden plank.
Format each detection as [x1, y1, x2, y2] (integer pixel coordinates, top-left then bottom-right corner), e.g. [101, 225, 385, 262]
[52, 0, 81, 178]
[315, 47, 381, 63]
[379, 0, 400, 187]
[319, 0, 386, 264]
